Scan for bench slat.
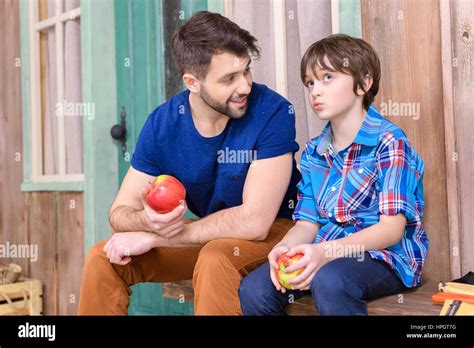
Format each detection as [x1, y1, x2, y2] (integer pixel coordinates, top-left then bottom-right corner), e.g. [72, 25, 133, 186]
[162, 280, 441, 316]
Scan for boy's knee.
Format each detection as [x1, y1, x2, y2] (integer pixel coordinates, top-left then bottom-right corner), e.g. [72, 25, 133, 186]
[238, 277, 257, 314]
[311, 261, 361, 301]
[239, 267, 270, 315]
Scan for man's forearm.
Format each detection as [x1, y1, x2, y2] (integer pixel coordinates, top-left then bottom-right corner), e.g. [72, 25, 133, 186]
[109, 205, 150, 233]
[157, 205, 267, 248]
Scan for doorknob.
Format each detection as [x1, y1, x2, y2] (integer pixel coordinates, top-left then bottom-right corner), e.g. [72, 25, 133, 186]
[111, 106, 127, 156]
[111, 124, 126, 140]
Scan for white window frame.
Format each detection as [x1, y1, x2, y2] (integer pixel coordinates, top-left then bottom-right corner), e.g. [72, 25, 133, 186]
[28, 0, 83, 183]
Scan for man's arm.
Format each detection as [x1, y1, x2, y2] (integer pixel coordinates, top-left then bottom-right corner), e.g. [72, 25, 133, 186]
[154, 153, 294, 247]
[109, 167, 187, 236]
[109, 167, 153, 233]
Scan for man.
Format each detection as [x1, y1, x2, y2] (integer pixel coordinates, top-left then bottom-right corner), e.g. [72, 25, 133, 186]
[78, 11, 301, 315]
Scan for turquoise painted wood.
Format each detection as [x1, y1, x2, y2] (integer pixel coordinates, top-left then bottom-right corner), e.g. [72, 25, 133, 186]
[338, 0, 362, 37]
[114, 0, 213, 316]
[19, 0, 33, 189]
[80, 0, 120, 254]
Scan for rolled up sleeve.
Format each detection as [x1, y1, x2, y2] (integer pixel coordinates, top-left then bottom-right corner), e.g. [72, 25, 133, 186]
[376, 136, 424, 221]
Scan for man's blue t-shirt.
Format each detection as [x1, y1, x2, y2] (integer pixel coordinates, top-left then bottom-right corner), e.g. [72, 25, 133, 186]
[131, 82, 301, 219]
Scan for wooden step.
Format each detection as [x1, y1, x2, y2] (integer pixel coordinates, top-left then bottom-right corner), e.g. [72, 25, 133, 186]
[162, 280, 441, 315]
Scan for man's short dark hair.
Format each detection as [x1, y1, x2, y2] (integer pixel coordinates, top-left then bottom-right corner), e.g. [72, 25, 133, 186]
[300, 34, 381, 110]
[172, 11, 260, 79]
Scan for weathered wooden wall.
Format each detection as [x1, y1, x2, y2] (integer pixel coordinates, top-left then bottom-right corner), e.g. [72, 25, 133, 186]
[361, 0, 473, 281]
[0, 0, 29, 277]
[446, 0, 474, 278]
[0, 0, 84, 315]
[361, 0, 450, 282]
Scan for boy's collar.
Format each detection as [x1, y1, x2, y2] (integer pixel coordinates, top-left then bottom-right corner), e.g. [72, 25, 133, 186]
[311, 105, 382, 156]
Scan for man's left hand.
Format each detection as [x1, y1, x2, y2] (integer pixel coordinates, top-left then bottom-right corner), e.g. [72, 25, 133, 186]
[103, 232, 158, 265]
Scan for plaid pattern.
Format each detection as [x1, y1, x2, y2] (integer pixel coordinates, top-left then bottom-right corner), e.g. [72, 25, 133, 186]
[293, 105, 427, 288]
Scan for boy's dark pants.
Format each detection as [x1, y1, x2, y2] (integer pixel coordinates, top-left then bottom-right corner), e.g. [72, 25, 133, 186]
[239, 252, 408, 315]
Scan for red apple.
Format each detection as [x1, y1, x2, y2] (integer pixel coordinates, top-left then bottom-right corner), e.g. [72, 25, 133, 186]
[277, 252, 305, 289]
[145, 175, 186, 213]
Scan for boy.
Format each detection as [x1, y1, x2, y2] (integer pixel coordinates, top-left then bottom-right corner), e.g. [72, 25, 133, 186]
[239, 34, 427, 316]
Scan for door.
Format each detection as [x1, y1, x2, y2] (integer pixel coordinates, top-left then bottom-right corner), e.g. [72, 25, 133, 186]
[113, 0, 211, 315]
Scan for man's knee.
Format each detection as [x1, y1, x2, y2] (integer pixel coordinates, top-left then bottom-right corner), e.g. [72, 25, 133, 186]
[84, 240, 109, 270]
[194, 239, 236, 268]
[192, 239, 243, 292]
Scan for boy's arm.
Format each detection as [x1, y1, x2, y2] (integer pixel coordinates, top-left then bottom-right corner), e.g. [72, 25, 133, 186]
[274, 220, 319, 249]
[323, 213, 406, 256]
[280, 214, 404, 260]
[281, 214, 407, 289]
[322, 135, 418, 256]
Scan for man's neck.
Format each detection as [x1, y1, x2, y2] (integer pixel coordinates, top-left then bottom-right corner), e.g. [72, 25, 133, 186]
[189, 92, 229, 137]
[330, 103, 366, 154]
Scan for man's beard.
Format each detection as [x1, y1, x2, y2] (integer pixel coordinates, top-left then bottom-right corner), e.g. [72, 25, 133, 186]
[200, 85, 249, 119]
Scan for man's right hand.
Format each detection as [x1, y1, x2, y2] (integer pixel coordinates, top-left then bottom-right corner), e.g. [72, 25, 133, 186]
[268, 244, 290, 293]
[140, 187, 188, 238]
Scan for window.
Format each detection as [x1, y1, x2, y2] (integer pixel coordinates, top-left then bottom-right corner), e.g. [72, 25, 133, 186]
[28, 0, 83, 183]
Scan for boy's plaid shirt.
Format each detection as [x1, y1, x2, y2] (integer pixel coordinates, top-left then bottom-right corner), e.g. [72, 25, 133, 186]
[293, 105, 427, 288]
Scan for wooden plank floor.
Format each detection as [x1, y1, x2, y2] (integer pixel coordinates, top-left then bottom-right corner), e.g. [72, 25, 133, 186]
[162, 280, 441, 316]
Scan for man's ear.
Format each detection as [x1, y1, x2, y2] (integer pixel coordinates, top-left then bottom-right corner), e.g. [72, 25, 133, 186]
[183, 73, 201, 93]
[356, 74, 373, 96]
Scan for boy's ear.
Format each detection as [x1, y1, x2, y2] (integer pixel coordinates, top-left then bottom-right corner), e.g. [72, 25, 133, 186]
[356, 74, 373, 96]
[183, 73, 201, 93]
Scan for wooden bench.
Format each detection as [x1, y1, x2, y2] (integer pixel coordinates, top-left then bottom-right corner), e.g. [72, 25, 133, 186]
[162, 280, 441, 315]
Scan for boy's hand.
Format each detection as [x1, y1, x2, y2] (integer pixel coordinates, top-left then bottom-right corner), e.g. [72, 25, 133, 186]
[140, 187, 188, 237]
[268, 245, 290, 293]
[284, 243, 330, 290]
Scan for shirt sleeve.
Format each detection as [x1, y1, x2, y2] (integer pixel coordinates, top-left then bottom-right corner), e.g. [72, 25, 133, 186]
[130, 114, 162, 176]
[376, 136, 424, 221]
[255, 102, 300, 160]
[292, 148, 320, 225]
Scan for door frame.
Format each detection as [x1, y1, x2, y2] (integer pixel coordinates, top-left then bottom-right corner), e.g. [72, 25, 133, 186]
[81, 0, 120, 254]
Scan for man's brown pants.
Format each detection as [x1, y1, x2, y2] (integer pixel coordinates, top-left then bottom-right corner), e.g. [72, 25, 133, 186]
[77, 218, 294, 315]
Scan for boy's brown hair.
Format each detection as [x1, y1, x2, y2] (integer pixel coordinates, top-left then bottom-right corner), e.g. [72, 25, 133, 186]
[300, 34, 381, 110]
[172, 11, 260, 79]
